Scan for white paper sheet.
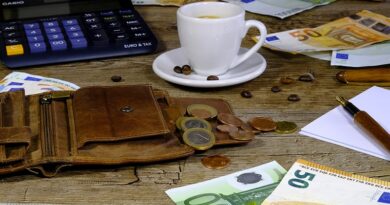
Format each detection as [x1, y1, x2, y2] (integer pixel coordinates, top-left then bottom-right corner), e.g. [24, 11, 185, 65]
[300, 86, 390, 160]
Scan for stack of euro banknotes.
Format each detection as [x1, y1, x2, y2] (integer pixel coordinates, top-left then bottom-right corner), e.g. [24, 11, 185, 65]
[166, 159, 390, 205]
[259, 10, 390, 67]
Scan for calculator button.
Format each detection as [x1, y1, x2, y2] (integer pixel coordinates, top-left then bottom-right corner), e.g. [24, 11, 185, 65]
[64, 25, 81, 32]
[121, 14, 136, 20]
[107, 22, 121, 29]
[91, 30, 109, 45]
[29, 42, 46, 53]
[49, 40, 67, 51]
[103, 16, 118, 23]
[62, 19, 78, 26]
[132, 32, 148, 39]
[24, 23, 40, 30]
[128, 26, 143, 32]
[4, 31, 21, 38]
[6, 44, 24, 56]
[43, 21, 59, 28]
[119, 9, 133, 14]
[45, 27, 61, 34]
[83, 13, 96, 18]
[2, 25, 18, 32]
[124, 20, 140, 27]
[84, 18, 99, 24]
[47, 33, 64, 41]
[5, 38, 23, 45]
[100, 11, 114, 16]
[27, 35, 44, 43]
[110, 28, 125, 34]
[70, 38, 87, 49]
[113, 33, 129, 43]
[25, 29, 42, 36]
[67, 31, 84, 39]
[87, 24, 102, 30]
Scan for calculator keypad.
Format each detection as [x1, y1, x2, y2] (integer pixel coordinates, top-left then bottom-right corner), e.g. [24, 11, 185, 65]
[0, 8, 157, 68]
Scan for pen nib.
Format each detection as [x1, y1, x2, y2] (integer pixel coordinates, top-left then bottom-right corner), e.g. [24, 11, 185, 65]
[336, 96, 347, 106]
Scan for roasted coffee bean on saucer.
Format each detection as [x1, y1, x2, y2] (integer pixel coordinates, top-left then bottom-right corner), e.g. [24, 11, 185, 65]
[207, 75, 219, 80]
[182, 65, 192, 75]
[173, 66, 183, 74]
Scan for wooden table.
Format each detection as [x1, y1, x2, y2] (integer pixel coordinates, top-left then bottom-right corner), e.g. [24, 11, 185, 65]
[0, 1, 389, 204]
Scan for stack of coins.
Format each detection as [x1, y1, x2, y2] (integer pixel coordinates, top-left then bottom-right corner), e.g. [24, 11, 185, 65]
[217, 113, 255, 141]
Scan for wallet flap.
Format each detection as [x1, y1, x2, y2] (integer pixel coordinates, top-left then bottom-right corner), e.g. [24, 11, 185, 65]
[73, 85, 170, 148]
[0, 127, 31, 163]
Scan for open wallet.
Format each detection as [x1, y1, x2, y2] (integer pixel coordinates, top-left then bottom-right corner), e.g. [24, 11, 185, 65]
[0, 85, 251, 177]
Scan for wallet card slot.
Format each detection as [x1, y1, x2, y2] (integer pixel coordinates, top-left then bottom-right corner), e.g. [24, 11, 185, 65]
[40, 101, 55, 157]
[0, 127, 32, 163]
[0, 91, 27, 127]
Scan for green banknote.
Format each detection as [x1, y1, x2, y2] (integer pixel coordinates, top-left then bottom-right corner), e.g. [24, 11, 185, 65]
[166, 161, 286, 205]
[262, 159, 390, 205]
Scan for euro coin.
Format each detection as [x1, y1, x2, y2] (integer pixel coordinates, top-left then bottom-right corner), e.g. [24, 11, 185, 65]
[229, 130, 254, 141]
[248, 117, 277, 132]
[217, 113, 243, 127]
[181, 117, 212, 131]
[187, 104, 218, 119]
[182, 128, 216, 150]
[275, 121, 298, 134]
[176, 116, 187, 130]
[216, 124, 238, 133]
[201, 155, 231, 169]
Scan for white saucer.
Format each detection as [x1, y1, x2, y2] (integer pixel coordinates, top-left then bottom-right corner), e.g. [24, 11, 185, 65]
[152, 47, 267, 88]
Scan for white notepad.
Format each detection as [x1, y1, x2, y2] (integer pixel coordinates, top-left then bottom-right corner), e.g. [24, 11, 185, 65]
[300, 86, 390, 160]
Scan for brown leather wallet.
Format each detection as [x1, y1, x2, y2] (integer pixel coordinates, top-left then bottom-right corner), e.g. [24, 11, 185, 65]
[0, 85, 250, 177]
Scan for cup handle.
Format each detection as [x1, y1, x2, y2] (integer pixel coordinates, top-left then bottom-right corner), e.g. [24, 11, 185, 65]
[230, 20, 267, 69]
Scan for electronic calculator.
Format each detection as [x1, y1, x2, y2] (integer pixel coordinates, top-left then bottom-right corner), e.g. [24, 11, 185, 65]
[0, 0, 158, 68]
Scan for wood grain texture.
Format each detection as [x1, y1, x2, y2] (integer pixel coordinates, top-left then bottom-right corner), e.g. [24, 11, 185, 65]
[0, 0, 389, 204]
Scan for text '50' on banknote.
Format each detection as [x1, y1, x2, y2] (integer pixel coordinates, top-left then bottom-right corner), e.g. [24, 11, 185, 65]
[262, 159, 390, 205]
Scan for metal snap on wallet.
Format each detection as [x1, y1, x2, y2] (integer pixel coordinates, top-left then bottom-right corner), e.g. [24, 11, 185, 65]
[0, 0, 157, 68]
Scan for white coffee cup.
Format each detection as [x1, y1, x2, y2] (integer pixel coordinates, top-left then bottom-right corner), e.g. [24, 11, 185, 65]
[177, 2, 267, 76]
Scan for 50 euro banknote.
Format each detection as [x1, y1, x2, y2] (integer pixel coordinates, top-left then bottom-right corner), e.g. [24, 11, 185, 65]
[166, 161, 287, 205]
[262, 159, 390, 205]
[264, 10, 390, 53]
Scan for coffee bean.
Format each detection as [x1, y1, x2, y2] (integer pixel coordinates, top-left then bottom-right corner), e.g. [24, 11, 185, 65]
[287, 94, 300, 102]
[182, 65, 192, 75]
[280, 77, 295, 84]
[241, 90, 252, 98]
[271, 86, 281, 93]
[173, 66, 183, 74]
[298, 74, 314, 82]
[207, 75, 219, 80]
[111, 75, 122, 82]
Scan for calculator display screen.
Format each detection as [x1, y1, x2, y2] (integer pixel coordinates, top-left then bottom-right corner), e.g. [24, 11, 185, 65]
[1, 0, 128, 21]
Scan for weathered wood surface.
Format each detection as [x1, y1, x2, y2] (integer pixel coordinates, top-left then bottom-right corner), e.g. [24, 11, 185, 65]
[0, 1, 389, 204]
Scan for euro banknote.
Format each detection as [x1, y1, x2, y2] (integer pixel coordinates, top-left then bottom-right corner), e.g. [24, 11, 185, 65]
[331, 41, 390, 67]
[264, 10, 390, 53]
[166, 161, 286, 205]
[0, 72, 79, 95]
[223, 0, 335, 19]
[262, 159, 390, 205]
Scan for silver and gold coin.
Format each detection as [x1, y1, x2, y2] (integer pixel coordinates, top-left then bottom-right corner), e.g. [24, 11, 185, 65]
[275, 121, 298, 134]
[182, 128, 216, 150]
[180, 117, 212, 131]
[186, 104, 218, 119]
[175, 116, 188, 130]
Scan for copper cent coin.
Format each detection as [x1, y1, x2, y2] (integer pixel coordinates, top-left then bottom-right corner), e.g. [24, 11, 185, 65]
[201, 155, 231, 169]
[217, 113, 243, 127]
[216, 124, 239, 133]
[249, 117, 277, 132]
[229, 130, 255, 141]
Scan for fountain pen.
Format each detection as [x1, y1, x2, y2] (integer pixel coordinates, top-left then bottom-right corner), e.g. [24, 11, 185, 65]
[336, 96, 390, 152]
